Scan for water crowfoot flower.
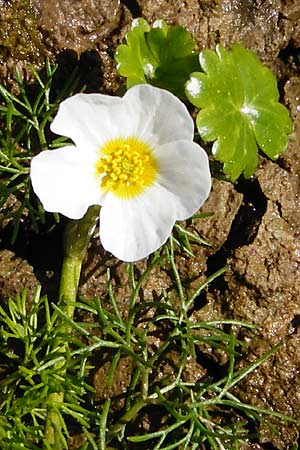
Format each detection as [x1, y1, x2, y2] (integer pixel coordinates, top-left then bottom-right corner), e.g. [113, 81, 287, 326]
[30, 84, 211, 262]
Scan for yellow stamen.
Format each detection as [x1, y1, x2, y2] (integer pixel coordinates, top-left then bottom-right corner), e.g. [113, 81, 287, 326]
[95, 137, 158, 198]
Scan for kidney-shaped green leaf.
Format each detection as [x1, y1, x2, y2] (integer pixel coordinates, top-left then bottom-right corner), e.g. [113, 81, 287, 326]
[115, 18, 199, 98]
[185, 44, 293, 181]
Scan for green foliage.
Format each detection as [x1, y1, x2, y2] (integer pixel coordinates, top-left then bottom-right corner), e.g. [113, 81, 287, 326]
[115, 18, 199, 98]
[0, 61, 78, 242]
[0, 288, 99, 450]
[0, 233, 293, 448]
[116, 19, 292, 182]
[185, 44, 293, 181]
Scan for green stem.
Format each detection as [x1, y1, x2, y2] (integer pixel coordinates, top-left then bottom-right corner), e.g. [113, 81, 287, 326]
[44, 205, 100, 449]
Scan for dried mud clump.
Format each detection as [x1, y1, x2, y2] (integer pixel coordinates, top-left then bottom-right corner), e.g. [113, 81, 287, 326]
[283, 77, 300, 177]
[0, 249, 39, 305]
[34, 0, 132, 93]
[195, 178, 243, 250]
[0, 0, 46, 88]
[93, 354, 133, 410]
[35, 0, 123, 54]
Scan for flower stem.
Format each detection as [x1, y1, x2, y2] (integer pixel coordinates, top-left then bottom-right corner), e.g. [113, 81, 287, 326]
[44, 205, 100, 449]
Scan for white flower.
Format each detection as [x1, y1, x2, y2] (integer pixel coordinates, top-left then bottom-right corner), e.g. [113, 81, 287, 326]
[30, 84, 211, 262]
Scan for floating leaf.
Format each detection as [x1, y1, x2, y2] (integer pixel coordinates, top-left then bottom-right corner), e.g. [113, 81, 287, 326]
[115, 18, 199, 98]
[185, 44, 293, 181]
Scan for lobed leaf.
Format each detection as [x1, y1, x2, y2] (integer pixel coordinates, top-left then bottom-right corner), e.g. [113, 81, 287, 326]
[185, 44, 293, 181]
[115, 18, 199, 98]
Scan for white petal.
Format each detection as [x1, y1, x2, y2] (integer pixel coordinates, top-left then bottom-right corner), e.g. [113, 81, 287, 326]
[30, 146, 104, 219]
[99, 186, 176, 262]
[123, 85, 194, 145]
[50, 87, 195, 155]
[50, 93, 132, 151]
[155, 140, 211, 220]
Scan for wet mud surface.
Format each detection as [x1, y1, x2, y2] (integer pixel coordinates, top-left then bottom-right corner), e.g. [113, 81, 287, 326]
[1, 0, 300, 448]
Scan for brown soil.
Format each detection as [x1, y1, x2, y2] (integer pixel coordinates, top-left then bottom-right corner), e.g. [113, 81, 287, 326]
[1, 0, 300, 449]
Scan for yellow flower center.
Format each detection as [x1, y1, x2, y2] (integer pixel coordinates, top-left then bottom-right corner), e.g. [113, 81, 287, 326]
[95, 137, 158, 198]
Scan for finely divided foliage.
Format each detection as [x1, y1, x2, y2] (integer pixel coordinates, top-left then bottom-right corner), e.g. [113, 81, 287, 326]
[0, 248, 292, 449]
